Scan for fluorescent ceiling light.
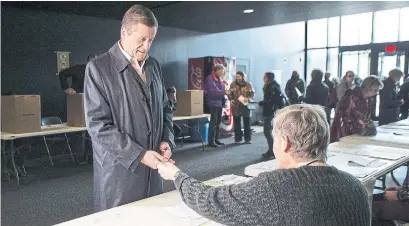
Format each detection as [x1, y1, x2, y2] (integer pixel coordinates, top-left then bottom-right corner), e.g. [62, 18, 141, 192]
[243, 9, 254, 14]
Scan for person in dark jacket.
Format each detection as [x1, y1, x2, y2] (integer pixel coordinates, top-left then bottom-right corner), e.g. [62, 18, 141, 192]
[398, 77, 409, 119]
[379, 69, 404, 126]
[285, 70, 305, 104]
[84, 5, 175, 212]
[204, 64, 229, 147]
[166, 87, 181, 137]
[259, 72, 282, 158]
[229, 71, 255, 144]
[324, 72, 334, 124]
[157, 104, 370, 226]
[59, 53, 95, 94]
[305, 69, 329, 122]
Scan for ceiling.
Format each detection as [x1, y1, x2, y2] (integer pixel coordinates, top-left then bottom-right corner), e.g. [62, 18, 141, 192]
[2, 1, 409, 33]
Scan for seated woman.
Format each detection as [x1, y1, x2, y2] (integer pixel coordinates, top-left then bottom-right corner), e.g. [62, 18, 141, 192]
[372, 166, 409, 225]
[166, 86, 181, 137]
[330, 76, 384, 143]
[157, 104, 370, 226]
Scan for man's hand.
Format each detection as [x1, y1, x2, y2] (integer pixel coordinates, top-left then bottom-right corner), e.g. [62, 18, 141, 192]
[160, 142, 172, 160]
[141, 151, 166, 169]
[384, 191, 398, 201]
[385, 185, 401, 191]
[225, 90, 231, 95]
[157, 162, 180, 180]
[65, 88, 76, 95]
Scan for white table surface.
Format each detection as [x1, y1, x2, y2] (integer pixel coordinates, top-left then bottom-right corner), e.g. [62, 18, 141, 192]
[1, 124, 87, 140]
[244, 144, 409, 187]
[55, 175, 247, 226]
[173, 114, 210, 121]
[339, 127, 409, 150]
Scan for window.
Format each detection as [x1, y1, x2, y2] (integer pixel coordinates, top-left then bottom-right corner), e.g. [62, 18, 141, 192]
[341, 50, 370, 79]
[327, 48, 339, 79]
[307, 18, 328, 48]
[341, 13, 372, 46]
[328, 17, 340, 47]
[399, 7, 409, 41]
[374, 9, 400, 43]
[306, 49, 327, 83]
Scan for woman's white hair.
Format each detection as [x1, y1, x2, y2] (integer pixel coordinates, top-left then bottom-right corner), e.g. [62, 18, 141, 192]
[273, 104, 329, 161]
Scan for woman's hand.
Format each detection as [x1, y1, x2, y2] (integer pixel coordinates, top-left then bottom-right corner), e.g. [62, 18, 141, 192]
[157, 162, 180, 181]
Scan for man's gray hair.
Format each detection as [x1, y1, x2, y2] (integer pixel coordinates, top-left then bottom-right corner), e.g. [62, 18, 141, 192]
[122, 4, 158, 32]
[214, 64, 225, 72]
[273, 104, 329, 161]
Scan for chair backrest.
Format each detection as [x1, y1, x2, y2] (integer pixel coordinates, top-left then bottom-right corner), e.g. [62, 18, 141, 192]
[41, 116, 63, 126]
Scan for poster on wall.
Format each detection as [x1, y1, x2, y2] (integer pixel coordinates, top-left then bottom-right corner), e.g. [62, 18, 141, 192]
[56, 51, 70, 74]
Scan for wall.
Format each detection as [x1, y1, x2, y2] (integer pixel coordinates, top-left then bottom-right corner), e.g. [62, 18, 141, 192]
[1, 6, 304, 123]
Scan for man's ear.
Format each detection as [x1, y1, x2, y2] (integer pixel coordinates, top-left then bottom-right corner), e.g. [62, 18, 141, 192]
[282, 135, 291, 154]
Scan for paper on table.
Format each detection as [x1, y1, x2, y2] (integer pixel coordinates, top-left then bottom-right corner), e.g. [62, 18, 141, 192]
[238, 95, 248, 106]
[356, 149, 405, 160]
[164, 202, 203, 220]
[200, 221, 225, 226]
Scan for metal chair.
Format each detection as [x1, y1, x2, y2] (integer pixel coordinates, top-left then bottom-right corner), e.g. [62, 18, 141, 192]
[41, 117, 75, 166]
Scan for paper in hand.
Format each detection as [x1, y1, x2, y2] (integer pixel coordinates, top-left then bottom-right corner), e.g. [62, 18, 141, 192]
[238, 95, 248, 106]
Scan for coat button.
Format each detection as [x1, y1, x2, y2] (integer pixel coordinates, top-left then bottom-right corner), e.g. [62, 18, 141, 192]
[146, 130, 151, 136]
[142, 97, 147, 101]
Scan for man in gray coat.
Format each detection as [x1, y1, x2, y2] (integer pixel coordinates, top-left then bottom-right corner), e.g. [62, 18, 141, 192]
[84, 5, 175, 212]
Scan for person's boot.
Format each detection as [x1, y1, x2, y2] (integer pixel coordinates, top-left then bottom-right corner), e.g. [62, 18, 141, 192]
[215, 140, 225, 146]
[262, 149, 275, 159]
[208, 142, 218, 148]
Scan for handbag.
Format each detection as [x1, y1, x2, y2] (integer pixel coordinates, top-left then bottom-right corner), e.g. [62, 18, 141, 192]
[358, 120, 377, 136]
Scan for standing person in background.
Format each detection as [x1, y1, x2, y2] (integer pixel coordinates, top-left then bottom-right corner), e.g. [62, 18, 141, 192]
[259, 72, 282, 159]
[285, 70, 305, 105]
[166, 87, 181, 137]
[305, 69, 329, 122]
[229, 71, 255, 144]
[398, 77, 409, 119]
[84, 5, 174, 212]
[59, 54, 96, 94]
[205, 64, 229, 148]
[331, 76, 383, 143]
[379, 69, 404, 126]
[355, 75, 363, 87]
[324, 72, 334, 124]
[336, 71, 355, 101]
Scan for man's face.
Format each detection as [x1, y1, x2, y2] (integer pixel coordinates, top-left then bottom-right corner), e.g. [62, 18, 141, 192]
[121, 23, 157, 62]
[216, 68, 225, 77]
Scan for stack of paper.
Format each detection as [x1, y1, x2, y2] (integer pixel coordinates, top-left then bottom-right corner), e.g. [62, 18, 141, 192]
[356, 149, 405, 160]
[347, 156, 386, 168]
[337, 166, 378, 178]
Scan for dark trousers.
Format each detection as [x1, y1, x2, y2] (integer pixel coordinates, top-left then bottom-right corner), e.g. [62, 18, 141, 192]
[173, 124, 181, 137]
[208, 107, 223, 143]
[372, 195, 409, 225]
[233, 116, 251, 142]
[325, 107, 332, 126]
[263, 116, 274, 151]
[401, 106, 408, 120]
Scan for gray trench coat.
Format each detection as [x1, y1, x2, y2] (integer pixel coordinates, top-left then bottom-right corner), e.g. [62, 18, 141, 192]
[84, 43, 174, 212]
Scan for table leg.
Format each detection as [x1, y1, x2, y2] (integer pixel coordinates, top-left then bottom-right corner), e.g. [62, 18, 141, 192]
[2, 140, 11, 181]
[197, 119, 205, 151]
[10, 140, 20, 186]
